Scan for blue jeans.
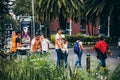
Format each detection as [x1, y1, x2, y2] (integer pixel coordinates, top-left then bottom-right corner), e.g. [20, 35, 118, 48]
[75, 51, 83, 67]
[63, 53, 68, 68]
[55, 49, 63, 66]
[99, 58, 106, 67]
[10, 52, 17, 59]
[42, 51, 47, 54]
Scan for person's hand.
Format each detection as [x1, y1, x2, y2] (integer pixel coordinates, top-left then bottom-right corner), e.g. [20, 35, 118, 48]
[84, 50, 87, 54]
[22, 44, 27, 47]
[90, 49, 93, 53]
[107, 50, 112, 56]
[90, 47, 95, 53]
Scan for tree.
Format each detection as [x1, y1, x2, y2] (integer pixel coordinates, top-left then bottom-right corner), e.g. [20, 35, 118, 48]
[13, 0, 32, 16]
[85, 0, 120, 37]
[34, 0, 85, 24]
[0, 0, 15, 48]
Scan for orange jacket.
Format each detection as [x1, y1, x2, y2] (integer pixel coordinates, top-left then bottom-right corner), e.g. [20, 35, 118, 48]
[12, 35, 19, 52]
[31, 38, 40, 52]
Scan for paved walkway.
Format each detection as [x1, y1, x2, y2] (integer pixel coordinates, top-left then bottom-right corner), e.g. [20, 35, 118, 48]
[49, 46, 120, 72]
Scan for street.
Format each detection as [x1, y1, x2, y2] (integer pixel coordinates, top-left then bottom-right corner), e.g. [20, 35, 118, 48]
[49, 46, 120, 72]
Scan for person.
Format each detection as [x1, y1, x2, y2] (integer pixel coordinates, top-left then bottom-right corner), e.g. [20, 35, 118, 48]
[74, 38, 86, 68]
[11, 31, 23, 58]
[22, 26, 30, 43]
[61, 38, 69, 68]
[30, 34, 41, 54]
[41, 34, 50, 54]
[55, 28, 65, 66]
[91, 36, 112, 68]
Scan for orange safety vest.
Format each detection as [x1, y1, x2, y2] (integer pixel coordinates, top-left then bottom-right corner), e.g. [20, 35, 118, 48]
[12, 35, 18, 52]
[32, 39, 40, 52]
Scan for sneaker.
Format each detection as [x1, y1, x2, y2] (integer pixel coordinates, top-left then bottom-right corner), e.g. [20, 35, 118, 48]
[79, 66, 83, 68]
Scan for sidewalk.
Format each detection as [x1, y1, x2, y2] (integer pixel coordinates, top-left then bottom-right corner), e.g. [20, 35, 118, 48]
[49, 46, 120, 72]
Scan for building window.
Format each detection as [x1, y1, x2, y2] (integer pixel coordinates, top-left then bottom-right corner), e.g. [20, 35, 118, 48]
[80, 25, 86, 29]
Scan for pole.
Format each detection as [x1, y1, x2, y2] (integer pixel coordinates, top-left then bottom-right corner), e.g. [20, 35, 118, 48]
[86, 54, 90, 72]
[108, 16, 110, 37]
[39, 21, 41, 30]
[32, 0, 35, 37]
[69, 19, 72, 35]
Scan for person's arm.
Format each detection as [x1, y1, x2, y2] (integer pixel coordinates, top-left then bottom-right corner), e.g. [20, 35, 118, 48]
[55, 34, 62, 49]
[40, 41, 42, 51]
[16, 38, 22, 47]
[106, 45, 112, 56]
[56, 39, 62, 49]
[46, 39, 50, 50]
[79, 42, 86, 53]
[90, 46, 95, 53]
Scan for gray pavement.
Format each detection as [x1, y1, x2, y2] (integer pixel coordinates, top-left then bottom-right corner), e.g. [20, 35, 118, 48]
[49, 46, 120, 72]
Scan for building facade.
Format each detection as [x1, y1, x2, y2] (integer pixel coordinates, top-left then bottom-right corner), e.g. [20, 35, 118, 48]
[50, 18, 99, 36]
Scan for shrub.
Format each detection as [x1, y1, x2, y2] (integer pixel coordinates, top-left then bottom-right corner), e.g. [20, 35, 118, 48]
[0, 55, 98, 80]
[50, 34, 117, 46]
[109, 64, 120, 80]
[50, 34, 56, 44]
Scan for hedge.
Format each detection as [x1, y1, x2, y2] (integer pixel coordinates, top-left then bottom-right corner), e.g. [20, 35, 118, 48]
[50, 34, 117, 46]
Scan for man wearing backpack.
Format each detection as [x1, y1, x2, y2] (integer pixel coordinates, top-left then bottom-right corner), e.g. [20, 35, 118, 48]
[74, 38, 86, 68]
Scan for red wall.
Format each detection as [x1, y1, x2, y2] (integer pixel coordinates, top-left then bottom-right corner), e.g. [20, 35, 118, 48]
[72, 21, 80, 35]
[49, 18, 98, 35]
[50, 19, 59, 32]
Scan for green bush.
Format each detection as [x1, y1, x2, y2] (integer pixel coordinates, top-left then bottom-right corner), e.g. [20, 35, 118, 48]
[50, 34, 117, 46]
[0, 53, 119, 80]
[109, 64, 120, 80]
[50, 34, 56, 44]
[0, 55, 98, 80]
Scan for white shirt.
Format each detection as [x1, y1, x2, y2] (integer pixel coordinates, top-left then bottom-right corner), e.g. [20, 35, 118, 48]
[79, 41, 82, 45]
[62, 43, 69, 54]
[31, 38, 35, 46]
[55, 33, 65, 49]
[79, 41, 82, 51]
[41, 39, 50, 51]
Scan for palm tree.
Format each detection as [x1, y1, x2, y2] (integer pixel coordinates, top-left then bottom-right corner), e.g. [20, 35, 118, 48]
[85, 0, 120, 36]
[34, 0, 85, 23]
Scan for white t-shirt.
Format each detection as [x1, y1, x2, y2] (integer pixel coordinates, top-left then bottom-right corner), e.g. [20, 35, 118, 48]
[79, 41, 82, 45]
[79, 41, 82, 51]
[31, 38, 35, 46]
[41, 39, 50, 51]
[62, 43, 69, 54]
[55, 33, 65, 49]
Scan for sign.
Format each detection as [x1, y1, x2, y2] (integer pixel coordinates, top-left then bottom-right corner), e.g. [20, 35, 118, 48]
[20, 17, 31, 44]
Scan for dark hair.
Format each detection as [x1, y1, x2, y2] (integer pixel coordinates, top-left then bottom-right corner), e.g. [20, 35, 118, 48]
[76, 37, 81, 41]
[35, 33, 40, 37]
[99, 36, 104, 40]
[15, 31, 21, 35]
[57, 28, 62, 32]
[41, 34, 47, 38]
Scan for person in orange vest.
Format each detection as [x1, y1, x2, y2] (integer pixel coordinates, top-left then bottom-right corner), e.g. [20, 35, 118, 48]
[11, 31, 23, 58]
[91, 36, 112, 68]
[55, 28, 65, 66]
[30, 34, 41, 54]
